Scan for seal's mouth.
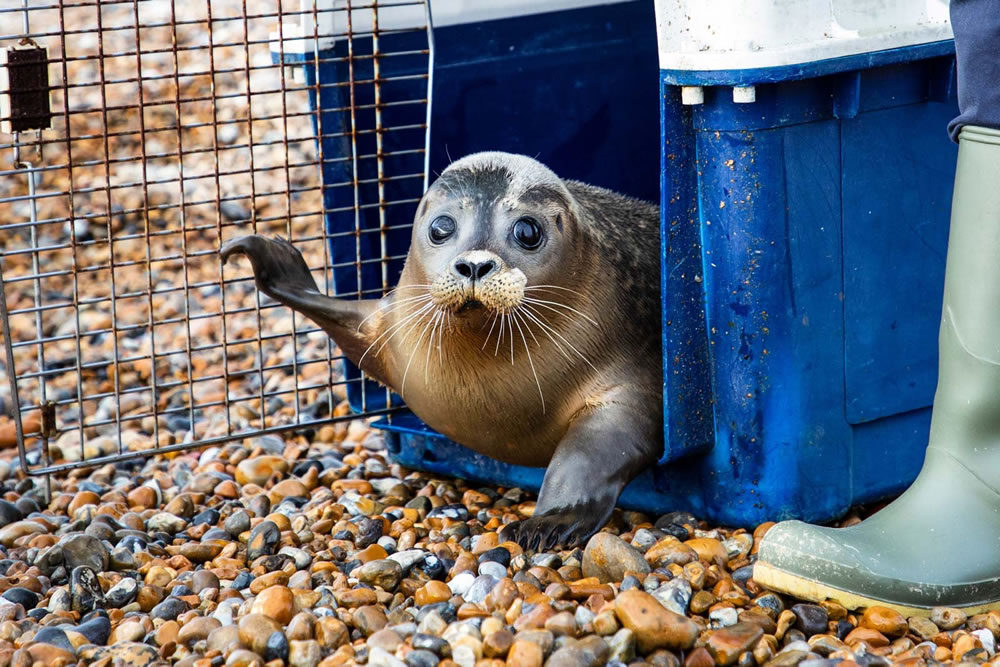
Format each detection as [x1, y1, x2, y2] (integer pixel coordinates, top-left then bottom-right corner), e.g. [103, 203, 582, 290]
[456, 299, 484, 314]
[429, 264, 526, 315]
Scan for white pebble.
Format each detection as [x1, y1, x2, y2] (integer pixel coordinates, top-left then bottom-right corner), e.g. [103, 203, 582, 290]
[388, 549, 426, 571]
[722, 533, 753, 559]
[212, 599, 240, 625]
[448, 571, 475, 596]
[217, 124, 240, 145]
[199, 447, 221, 464]
[780, 640, 811, 654]
[452, 645, 476, 667]
[710, 607, 739, 627]
[279, 546, 312, 570]
[417, 611, 447, 636]
[974, 629, 996, 655]
[66, 218, 90, 240]
[443, 621, 481, 643]
[368, 646, 406, 667]
[575, 605, 596, 627]
[390, 622, 417, 638]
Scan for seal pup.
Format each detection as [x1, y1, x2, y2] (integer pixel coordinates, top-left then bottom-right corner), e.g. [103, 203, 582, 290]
[221, 152, 662, 548]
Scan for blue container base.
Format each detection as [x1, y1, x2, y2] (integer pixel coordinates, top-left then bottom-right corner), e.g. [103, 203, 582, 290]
[376, 412, 928, 527]
[378, 413, 680, 518]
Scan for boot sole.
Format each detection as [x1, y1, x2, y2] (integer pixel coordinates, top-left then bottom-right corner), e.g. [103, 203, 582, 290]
[754, 561, 1000, 616]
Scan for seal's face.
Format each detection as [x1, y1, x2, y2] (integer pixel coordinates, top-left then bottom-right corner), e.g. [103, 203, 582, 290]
[410, 153, 577, 320]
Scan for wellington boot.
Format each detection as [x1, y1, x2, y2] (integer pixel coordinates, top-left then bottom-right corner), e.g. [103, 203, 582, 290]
[754, 125, 1000, 615]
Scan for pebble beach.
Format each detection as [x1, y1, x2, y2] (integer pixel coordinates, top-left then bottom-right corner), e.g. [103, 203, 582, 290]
[0, 427, 991, 667]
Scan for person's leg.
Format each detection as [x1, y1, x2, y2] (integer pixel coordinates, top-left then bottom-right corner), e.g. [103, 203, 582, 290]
[947, 0, 1000, 141]
[754, 0, 1000, 613]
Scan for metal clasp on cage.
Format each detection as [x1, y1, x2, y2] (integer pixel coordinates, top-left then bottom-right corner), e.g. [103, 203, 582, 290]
[1, 40, 50, 161]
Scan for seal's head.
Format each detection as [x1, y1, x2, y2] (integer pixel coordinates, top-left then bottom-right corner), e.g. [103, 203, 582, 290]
[409, 152, 581, 318]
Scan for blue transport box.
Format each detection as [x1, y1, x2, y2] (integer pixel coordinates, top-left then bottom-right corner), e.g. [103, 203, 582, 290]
[280, 0, 960, 525]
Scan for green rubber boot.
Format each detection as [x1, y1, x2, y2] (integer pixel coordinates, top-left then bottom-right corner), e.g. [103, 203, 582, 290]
[754, 125, 1000, 616]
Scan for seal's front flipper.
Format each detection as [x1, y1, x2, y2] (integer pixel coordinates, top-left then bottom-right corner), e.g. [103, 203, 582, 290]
[221, 234, 385, 381]
[500, 396, 659, 550]
[221, 235, 321, 304]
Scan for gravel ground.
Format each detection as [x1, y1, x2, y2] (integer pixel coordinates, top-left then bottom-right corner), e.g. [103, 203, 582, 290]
[0, 433, 988, 667]
[1, 3, 995, 667]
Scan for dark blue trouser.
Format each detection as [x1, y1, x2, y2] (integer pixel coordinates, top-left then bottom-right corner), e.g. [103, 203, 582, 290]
[948, 0, 1000, 140]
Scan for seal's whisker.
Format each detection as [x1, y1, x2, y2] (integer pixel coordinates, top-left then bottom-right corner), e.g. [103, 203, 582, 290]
[375, 300, 435, 344]
[508, 313, 515, 364]
[384, 292, 433, 304]
[359, 301, 434, 366]
[379, 293, 434, 310]
[522, 304, 598, 373]
[356, 293, 431, 332]
[434, 311, 446, 368]
[396, 305, 435, 351]
[524, 284, 588, 298]
[514, 306, 542, 348]
[362, 307, 432, 368]
[511, 308, 545, 413]
[440, 311, 453, 368]
[373, 294, 434, 318]
[521, 297, 599, 327]
[482, 312, 500, 351]
[519, 307, 574, 363]
[424, 310, 444, 384]
[422, 313, 436, 384]
[359, 301, 432, 361]
[401, 308, 440, 394]
[494, 312, 506, 357]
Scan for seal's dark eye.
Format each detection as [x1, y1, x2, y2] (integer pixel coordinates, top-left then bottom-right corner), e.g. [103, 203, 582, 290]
[512, 217, 543, 250]
[428, 216, 456, 244]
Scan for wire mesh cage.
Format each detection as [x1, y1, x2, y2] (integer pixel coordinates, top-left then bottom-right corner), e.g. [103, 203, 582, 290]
[0, 0, 432, 478]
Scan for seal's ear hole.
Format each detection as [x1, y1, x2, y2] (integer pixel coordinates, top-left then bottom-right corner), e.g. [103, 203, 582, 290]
[556, 214, 563, 232]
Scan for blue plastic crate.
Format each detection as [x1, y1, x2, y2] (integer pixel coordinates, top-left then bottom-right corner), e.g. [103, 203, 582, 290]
[654, 49, 959, 525]
[286, 0, 961, 526]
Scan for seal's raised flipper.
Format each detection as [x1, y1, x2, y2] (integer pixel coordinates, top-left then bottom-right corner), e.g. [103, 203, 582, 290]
[500, 394, 659, 549]
[220, 234, 388, 384]
[221, 235, 322, 304]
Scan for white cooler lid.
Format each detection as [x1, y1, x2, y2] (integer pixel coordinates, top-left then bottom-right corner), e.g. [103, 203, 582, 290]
[655, 0, 953, 72]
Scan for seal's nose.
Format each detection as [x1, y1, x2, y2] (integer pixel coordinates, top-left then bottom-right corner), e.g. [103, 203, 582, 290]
[453, 258, 496, 282]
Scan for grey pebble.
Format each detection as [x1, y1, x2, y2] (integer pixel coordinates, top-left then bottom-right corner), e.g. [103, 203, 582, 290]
[653, 577, 692, 615]
[477, 560, 507, 580]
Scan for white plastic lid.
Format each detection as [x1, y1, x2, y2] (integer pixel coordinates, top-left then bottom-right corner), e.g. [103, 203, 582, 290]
[655, 0, 953, 72]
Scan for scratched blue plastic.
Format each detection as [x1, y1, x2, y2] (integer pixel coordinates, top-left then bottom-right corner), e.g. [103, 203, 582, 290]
[292, 2, 961, 525]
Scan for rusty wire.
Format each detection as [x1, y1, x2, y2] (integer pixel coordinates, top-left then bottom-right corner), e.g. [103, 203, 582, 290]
[0, 0, 432, 476]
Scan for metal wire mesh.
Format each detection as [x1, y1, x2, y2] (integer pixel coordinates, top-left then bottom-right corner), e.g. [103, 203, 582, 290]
[0, 0, 432, 476]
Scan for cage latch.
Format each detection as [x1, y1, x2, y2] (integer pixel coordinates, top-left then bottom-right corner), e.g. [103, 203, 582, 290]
[1, 40, 51, 135]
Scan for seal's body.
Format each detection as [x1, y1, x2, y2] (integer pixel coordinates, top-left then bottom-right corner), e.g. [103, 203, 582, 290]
[222, 152, 662, 548]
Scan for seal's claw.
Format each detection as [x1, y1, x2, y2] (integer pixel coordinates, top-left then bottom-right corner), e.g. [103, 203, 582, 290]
[498, 520, 523, 547]
[219, 235, 250, 265]
[501, 508, 605, 551]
